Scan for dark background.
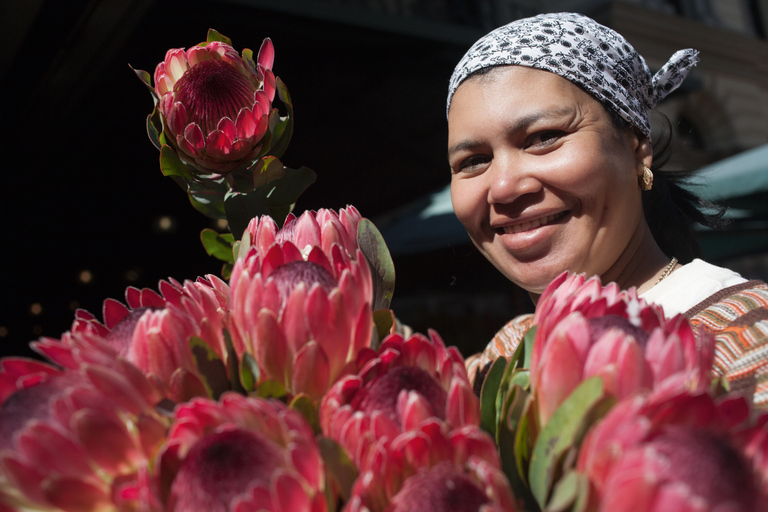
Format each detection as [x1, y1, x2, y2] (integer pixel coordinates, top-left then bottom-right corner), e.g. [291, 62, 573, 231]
[1, 0, 528, 358]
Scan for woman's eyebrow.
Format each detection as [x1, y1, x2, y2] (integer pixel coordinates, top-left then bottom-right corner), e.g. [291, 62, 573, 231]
[448, 106, 575, 159]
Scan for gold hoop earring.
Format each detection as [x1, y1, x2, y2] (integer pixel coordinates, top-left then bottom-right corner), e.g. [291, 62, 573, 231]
[640, 163, 653, 191]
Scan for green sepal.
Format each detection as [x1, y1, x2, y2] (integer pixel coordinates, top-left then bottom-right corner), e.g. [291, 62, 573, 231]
[130, 65, 158, 105]
[224, 189, 270, 239]
[372, 309, 395, 348]
[200, 228, 235, 264]
[522, 325, 537, 370]
[498, 385, 538, 512]
[146, 109, 162, 150]
[223, 331, 245, 395]
[206, 28, 232, 46]
[289, 394, 320, 435]
[268, 77, 294, 160]
[546, 470, 590, 512]
[220, 262, 233, 280]
[160, 145, 194, 180]
[236, 231, 252, 261]
[256, 379, 287, 400]
[318, 437, 358, 503]
[242, 47, 255, 71]
[189, 336, 230, 399]
[479, 357, 507, 439]
[240, 353, 260, 392]
[529, 377, 606, 508]
[357, 219, 396, 310]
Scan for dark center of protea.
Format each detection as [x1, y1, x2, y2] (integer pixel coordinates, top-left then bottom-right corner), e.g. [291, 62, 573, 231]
[267, 260, 338, 304]
[350, 366, 447, 426]
[173, 59, 256, 135]
[646, 426, 759, 510]
[105, 307, 158, 357]
[389, 462, 490, 512]
[587, 314, 648, 347]
[170, 429, 283, 512]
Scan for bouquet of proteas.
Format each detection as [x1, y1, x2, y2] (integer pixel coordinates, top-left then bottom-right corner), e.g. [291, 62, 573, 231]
[2, 30, 768, 512]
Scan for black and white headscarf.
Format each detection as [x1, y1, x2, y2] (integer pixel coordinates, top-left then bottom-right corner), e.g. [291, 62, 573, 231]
[447, 12, 698, 137]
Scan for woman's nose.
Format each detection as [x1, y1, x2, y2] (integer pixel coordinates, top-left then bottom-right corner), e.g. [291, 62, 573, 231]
[487, 155, 542, 205]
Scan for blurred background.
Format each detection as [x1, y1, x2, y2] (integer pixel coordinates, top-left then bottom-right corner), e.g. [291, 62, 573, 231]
[1, 0, 767, 358]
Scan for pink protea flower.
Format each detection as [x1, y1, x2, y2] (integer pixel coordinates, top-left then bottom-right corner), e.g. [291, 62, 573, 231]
[244, 206, 363, 259]
[347, 419, 516, 512]
[576, 389, 768, 511]
[529, 272, 713, 428]
[0, 355, 167, 511]
[153, 35, 275, 174]
[157, 392, 326, 512]
[320, 330, 480, 468]
[229, 237, 373, 400]
[35, 275, 231, 403]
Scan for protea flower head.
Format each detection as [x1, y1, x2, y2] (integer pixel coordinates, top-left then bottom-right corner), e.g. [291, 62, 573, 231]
[529, 272, 714, 428]
[157, 392, 326, 512]
[347, 419, 517, 512]
[576, 388, 768, 511]
[153, 35, 276, 174]
[0, 354, 167, 511]
[244, 205, 363, 259]
[320, 330, 480, 468]
[229, 237, 374, 400]
[35, 275, 231, 403]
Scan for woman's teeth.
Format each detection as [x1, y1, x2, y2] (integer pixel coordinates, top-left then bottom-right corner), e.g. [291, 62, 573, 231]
[503, 212, 565, 234]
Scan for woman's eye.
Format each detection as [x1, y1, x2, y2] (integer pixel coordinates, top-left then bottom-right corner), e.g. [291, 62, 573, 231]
[529, 130, 565, 147]
[454, 155, 490, 174]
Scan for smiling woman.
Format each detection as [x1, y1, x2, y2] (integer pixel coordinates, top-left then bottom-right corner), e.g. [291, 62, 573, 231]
[446, 12, 768, 406]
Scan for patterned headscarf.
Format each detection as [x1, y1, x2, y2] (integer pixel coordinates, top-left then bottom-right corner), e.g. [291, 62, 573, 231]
[447, 12, 698, 137]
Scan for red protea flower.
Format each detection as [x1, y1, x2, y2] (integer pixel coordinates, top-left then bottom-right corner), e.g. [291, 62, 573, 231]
[35, 275, 231, 403]
[157, 392, 326, 512]
[347, 419, 516, 512]
[320, 330, 480, 468]
[245, 205, 363, 259]
[153, 35, 275, 174]
[576, 389, 768, 511]
[529, 272, 713, 428]
[229, 237, 373, 400]
[0, 355, 167, 511]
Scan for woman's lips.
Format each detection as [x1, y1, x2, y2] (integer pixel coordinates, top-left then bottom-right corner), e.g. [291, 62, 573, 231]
[495, 211, 568, 235]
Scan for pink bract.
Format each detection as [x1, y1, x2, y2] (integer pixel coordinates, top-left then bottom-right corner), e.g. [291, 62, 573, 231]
[346, 419, 516, 512]
[34, 275, 231, 404]
[244, 206, 363, 258]
[154, 38, 276, 174]
[158, 393, 326, 512]
[576, 389, 768, 511]
[229, 238, 374, 400]
[0, 355, 167, 511]
[320, 330, 479, 469]
[529, 272, 714, 428]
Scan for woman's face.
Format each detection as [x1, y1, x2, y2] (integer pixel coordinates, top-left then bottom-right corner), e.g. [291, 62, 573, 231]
[448, 65, 651, 295]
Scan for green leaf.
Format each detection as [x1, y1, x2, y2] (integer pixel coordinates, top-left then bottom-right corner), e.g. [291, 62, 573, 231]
[479, 357, 507, 439]
[189, 336, 230, 399]
[372, 309, 395, 346]
[262, 166, 316, 207]
[223, 331, 244, 394]
[252, 155, 286, 190]
[130, 65, 158, 102]
[522, 325, 537, 370]
[268, 77, 294, 159]
[256, 379, 287, 400]
[224, 190, 270, 238]
[242, 47, 256, 71]
[187, 177, 228, 220]
[290, 394, 320, 434]
[529, 377, 605, 508]
[146, 110, 162, 150]
[497, 385, 538, 512]
[160, 145, 193, 180]
[206, 28, 232, 45]
[546, 470, 590, 512]
[357, 219, 396, 310]
[200, 229, 235, 264]
[318, 437, 358, 503]
[240, 353, 260, 392]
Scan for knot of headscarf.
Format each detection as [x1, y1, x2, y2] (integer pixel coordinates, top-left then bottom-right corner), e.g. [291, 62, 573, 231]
[447, 12, 698, 138]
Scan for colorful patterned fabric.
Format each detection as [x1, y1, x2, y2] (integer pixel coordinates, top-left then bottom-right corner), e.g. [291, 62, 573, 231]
[467, 281, 768, 407]
[446, 12, 699, 138]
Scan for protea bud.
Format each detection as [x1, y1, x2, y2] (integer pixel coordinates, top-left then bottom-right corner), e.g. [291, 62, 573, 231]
[157, 393, 326, 512]
[153, 35, 276, 174]
[320, 330, 480, 468]
[529, 272, 714, 428]
[229, 236, 374, 400]
[347, 419, 517, 512]
[576, 389, 768, 511]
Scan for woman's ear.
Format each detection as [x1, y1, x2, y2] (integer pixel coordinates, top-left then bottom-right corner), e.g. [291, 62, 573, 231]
[628, 127, 653, 177]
